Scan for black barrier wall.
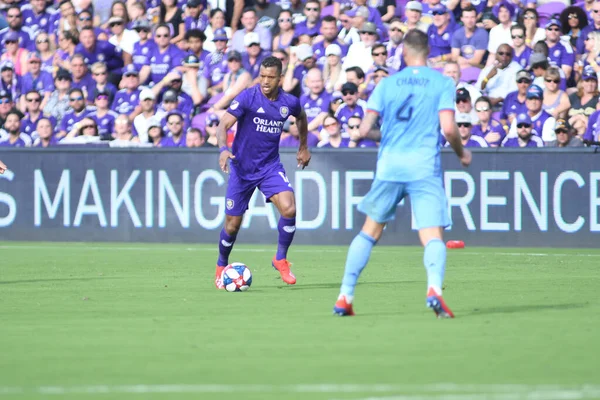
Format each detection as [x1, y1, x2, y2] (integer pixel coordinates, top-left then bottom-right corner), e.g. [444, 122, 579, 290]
[0, 148, 599, 247]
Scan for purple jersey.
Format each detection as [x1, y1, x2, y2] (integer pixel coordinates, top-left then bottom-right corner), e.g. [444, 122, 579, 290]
[132, 39, 157, 75]
[547, 41, 575, 69]
[353, 138, 378, 148]
[502, 136, 544, 147]
[20, 71, 54, 95]
[41, 55, 53, 75]
[71, 73, 96, 103]
[184, 14, 209, 31]
[227, 85, 301, 179]
[293, 64, 322, 95]
[0, 77, 21, 103]
[385, 42, 405, 71]
[471, 119, 506, 146]
[112, 89, 141, 115]
[427, 23, 456, 58]
[334, 100, 367, 132]
[0, 135, 29, 147]
[21, 5, 54, 35]
[513, 47, 532, 69]
[149, 45, 186, 84]
[75, 41, 124, 72]
[313, 40, 348, 66]
[89, 110, 119, 139]
[191, 49, 212, 76]
[162, 134, 187, 147]
[242, 50, 272, 80]
[501, 91, 527, 121]
[584, 109, 600, 142]
[0, 28, 35, 52]
[450, 26, 488, 60]
[59, 106, 95, 133]
[280, 132, 319, 147]
[531, 110, 553, 138]
[300, 90, 330, 124]
[321, 137, 351, 148]
[33, 136, 59, 147]
[577, 25, 600, 54]
[293, 20, 322, 37]
[203, 52, 228, 86]
[22, 114, 56, 138]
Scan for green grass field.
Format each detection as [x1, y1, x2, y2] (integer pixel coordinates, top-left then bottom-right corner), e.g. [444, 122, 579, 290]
[1, 242, 599, 400]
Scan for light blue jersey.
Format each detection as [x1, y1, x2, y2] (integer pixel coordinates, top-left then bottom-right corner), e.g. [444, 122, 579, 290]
[366, 66, 456, 182]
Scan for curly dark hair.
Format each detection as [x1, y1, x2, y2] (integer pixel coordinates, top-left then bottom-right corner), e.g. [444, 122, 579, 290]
[559, 6, 589, 35]
[261, 56, 283, 75]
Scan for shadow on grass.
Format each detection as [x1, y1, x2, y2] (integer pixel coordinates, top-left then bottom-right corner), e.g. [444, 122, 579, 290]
[461, 302, 590, 317]
[283, 281, 420, 290]
[0, 277, 122, 285]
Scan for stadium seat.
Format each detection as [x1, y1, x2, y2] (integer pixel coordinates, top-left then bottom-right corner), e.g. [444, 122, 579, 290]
[321, 5, 334, 17]
[537, 2, 566, 27]
[461, 67, 483, 84]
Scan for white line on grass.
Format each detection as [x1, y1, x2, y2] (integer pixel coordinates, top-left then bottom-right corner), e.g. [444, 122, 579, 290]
[1, 244, 600, 258]
[1, 384, 599, 396]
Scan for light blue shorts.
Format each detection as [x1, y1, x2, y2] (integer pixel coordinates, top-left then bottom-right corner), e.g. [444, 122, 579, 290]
[358, 177, 451, 230]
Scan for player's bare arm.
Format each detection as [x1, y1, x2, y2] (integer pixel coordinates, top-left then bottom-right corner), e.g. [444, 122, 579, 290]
[0, 159, 6, 174]
[358, 111, 381, 141]
[217, 112, 238, 174]
[440, 110, 472, 167]
[295, 109, 311, 169]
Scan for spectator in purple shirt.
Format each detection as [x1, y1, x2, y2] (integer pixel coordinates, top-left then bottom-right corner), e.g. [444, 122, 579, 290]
[186, 29, 211, 77]
[299, 67, 330, 133]
[334, 82, 367, 134]
[501, 69, 531, 127]
[427, 4, 456, 68]
[32, 117, 58, 147]
[144, 23, 186, 86]
[452, 112, 489, 148]
[21, 0, 54, 36]
[318, 114, 350, 148]
[69, 54, 96, 104]
[472, 96, 506, 147]
[577, 1, 600, 55]
[185, 0, 209, 32]
[19, 52, 53, 109]
[0, 6, 35, 52]
[58, 88, 95, 138]
[347, 116, 377, 148]
[163, 111, 187, 147]
[312, 15, 349, 67]
[75, 27, 125, 81]
[147, 116, 169, 147]
[545, 19, 575, 78]
[384, 18, 405, 71]
[89, 89, 119, 139]
[280, 115, 319, 147]
[76, 9, 106, 40]
[112, 64, 142, 120]
[243, 32, 272, 82]
[34, 32, 54, 76]
[21, 90, 56, 139]
[132, 19, 157, 85]
[511, 25, 532, 69]
[501, 113, 545, 147]
[294, 0, 322, 39]
[0, 111, 30, 147]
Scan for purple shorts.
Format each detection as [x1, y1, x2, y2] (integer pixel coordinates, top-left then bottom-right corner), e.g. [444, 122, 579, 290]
[225, 164, 294, 216]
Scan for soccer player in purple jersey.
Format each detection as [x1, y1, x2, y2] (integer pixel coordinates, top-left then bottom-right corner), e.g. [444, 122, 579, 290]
[214, 56, 311, 289]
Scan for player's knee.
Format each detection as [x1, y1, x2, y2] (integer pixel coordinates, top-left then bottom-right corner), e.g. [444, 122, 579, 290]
[225, 218, 242, 235]
[280, 203, 296, 219]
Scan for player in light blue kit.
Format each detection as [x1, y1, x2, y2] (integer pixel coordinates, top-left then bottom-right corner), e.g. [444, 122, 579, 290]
[333, 30, 472, 318]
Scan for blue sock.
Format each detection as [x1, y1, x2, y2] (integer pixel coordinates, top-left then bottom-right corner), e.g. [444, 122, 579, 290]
[217, 229, 237, 267]
[423, 238, 446, 293]
[276, 216, 296, 260]
[340, 232, 377, 297]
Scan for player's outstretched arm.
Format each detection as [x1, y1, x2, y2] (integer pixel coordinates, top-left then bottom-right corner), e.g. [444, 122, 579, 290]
[0, 160, 6, 174]
[358, 111, 381, 141]
[295, 109, 311, 169]
[440, 110, 471, 167]
[217, 112, 238, 174]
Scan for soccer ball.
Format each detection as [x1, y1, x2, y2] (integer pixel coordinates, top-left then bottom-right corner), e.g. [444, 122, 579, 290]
[222, 263, 252, 292]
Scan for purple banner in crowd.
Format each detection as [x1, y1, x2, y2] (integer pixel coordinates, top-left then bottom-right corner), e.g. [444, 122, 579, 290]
[0, 148, 599, 247]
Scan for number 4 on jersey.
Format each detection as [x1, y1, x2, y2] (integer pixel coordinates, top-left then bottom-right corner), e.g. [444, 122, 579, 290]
[396, 94, 414, 122]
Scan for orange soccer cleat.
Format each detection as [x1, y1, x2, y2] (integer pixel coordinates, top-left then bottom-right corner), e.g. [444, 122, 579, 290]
[215, 265, 225, 289]
[333, 294, 355, 316]
[426, 287, 454, 318]
[271, 257, 297, 285]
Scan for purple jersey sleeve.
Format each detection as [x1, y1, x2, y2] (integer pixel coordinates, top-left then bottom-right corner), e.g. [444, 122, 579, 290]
[227, 89, 249, 120]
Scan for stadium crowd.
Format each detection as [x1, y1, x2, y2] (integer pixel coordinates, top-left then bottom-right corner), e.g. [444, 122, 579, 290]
[0, 0, 598, 149]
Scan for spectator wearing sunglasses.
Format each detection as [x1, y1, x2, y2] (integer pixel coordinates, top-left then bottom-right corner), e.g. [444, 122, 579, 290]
[335, 82, 366, 135]
[384, 18, 406, 71]
[242, 32, 272, 82]
[131, 19, 157, 84]
[511, 25, 532, 69]
[19, 52, 53, 110]
[568, 66, 598, 136]
[544, 19, 575, 79]
[455, 88, 479, 125]
[500, 70, 531, 127]
[444, 113, 487, 148]
[579, 31, 600, 76]
[542, 67, 570, 119]
[43, 68, 72, 126]
[202, 113, 219, 147]
[502, 113, 544, 147]
[472, 96, 505, 147]
[403, 1, 428, 34]
[58, 87, 95, 138]
[1, 32, 28, 78]
[75, 10, 105, 40]
[347, 116, 377, 148]
[555, 118, 583, 148]
[22, 90, 56, 139]
[280, 115, 319, 148]
[33, 32, 54, 76]
[143, 24, 186, 86]
[342, 22, 379, 76]
[112, 64, 142, 119]
[89, 89, 119, 140]
[273, 10, 295, 51]
[108, 16, 139, 64]
[507, 84, 556, 146]
[576, 1, 600, 55]
[162, 111, 186, 147]
[318, 115, 350, 148]
[90, 62, 117, 108]
[476, 44, 521, 108]
[0, 6, 35, 52]
[21, 0, 53, 37]
[426, 4, 455, 69]
[294, 0, 322, 38]
[559, 6, 588, 50]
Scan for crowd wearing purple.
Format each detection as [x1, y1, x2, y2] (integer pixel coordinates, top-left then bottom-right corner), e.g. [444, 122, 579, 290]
[0, 0, 597, 149]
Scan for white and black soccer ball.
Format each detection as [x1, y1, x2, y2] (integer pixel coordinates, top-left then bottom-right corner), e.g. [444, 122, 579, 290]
[222, 263, 252, 292]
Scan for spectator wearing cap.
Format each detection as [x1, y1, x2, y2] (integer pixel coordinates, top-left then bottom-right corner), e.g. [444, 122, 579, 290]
[332, 0, 357, 19]
[335, 82, 367, 135]
[108, 16, 139, 62]
[89, 89, 119, 140]
[21, 0, 54, 38]
[312, 16, 349, 67]
[133, 88, 165, 144]
[502, 113, 544, 147]
[511, 25, 533, 69]
[384, 18, 406, 72]
[300, 68, 331, 133]
[254, 0, 282, 37]
[577, 1, 600, 55]
[58, 88, 95, 138]
[1, 32, 28, 78]
[203, 28, 230, 94]
[185, 30, 211, 76]
[273, 10, 295, 51]
[280, 115, 319, 148]
[529, 52, 552, 88]
[202, 113, 219, 147]
[328, 91, 344, 115]
[318, 114, 350, 148]
[426, 4, 456, 68]
[75, 27, 125, 80]
[21, 90, 56, 139]
[322, 44, 344, 92]
[231, 8, 272, 53]
[243, 32, 272, 82]
[143, 24, 186, 86]
[0, 6, 35, 52]
[568, 65, 599, 136]
[131, 19, 157, 83]
[450, 113, 488, 148]
[342, 22, 379, 76]
[344, 66, 366, 99]
[508, 84, 556, 145]
[110, 114, 139, 146]
[455, 88, 479, 124]
[485, 1, 516, 66]
[294, 0, 322, 39]
[204, 10, 232, 53]
[500, 69, 531, 126]
[111, 64, 142, 119]
[186, 127, 206, 148]
[450, 6, 488, 73]
[185, 0, 210, 33]
[472, 96, 506, 147]
[476, 44, 521, 108]
[43, 68, 72, 125]
[90, 62, 118, 108]
[147, 116, 169, 147]
[544, 19, 575, 78]
[347, 115, 377, 148]
[209, 51, 252, 112]
[555, 119, 584, 147]
[421, 0, 457, 26]
[0, 111, 30, 147]
[32, 117, 59, 148]
[443, 61, 481, 106]
[158, 71, 195, 116]
[403, 1, 428, 33]
[163, 111, 187, 147]
[542, 66, 570, 119]
[180, 53, 207, 106]
[19, 52, 53, 110]
[283, 43, 316, 95]
[0, 61, 21, 108]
